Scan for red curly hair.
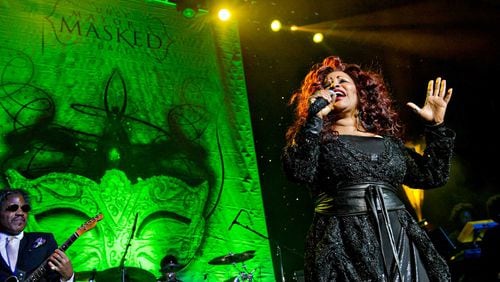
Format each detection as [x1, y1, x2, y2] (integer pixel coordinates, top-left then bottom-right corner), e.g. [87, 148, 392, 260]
[285, 56, 403, 146]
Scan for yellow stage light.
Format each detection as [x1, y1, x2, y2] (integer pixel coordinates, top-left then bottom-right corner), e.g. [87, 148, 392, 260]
[313, 32, 324, 43]
[271, 20, 282, 32]
[218, 8, 231, 21]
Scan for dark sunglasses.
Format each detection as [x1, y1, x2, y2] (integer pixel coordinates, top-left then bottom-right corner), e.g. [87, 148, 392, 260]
[5, 204, 31, 213]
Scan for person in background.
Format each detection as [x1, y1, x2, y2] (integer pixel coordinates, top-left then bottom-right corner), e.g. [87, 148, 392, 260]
[447, 202, 480, 282]
[157, 254, 182, 282]
[477, 194, 500, 281]
[282, 55, 454, 281]
[0, 188, 74, 282]
[447, 202, 478, 245]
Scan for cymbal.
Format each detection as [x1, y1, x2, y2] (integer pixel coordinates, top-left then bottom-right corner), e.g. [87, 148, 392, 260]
[76, 267, 157, 282]
[208, 250, 256, 265]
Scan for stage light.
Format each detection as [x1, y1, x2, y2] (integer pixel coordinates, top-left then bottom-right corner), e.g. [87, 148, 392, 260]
[218, 8, 231, 21]
[171, 0, 202, 19]
[271, 20, 282, 32]
[313, 32, 324, 43]
[290, 25, 298, 31]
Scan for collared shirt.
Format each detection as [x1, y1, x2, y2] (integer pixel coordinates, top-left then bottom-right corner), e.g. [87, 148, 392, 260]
[0, 231, 24, 272]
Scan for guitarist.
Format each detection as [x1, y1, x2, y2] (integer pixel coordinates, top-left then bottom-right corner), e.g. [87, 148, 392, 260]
[0, 188, 74, 282]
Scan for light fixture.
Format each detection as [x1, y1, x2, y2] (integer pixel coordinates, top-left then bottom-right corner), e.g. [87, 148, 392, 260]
[313, 33, 324, 43]
[170, 0, 204, 19]
[270, 20, 282, 32]
[217, 8, 231, 21]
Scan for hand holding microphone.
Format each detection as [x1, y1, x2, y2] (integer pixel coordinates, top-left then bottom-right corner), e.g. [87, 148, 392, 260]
[308, 89, 337, 118]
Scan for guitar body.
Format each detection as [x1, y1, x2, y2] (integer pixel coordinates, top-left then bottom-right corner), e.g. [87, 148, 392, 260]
[0, 233, 59, 282]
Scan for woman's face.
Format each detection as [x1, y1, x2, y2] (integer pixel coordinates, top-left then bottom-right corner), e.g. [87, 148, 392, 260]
[323, 71, 358, 116]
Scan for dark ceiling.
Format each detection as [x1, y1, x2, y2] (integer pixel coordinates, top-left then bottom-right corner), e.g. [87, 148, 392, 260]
[233, 0, 499, 280]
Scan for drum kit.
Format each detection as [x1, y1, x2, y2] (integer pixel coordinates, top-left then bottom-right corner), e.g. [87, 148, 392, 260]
[208, 250, 257, 282]
[155, 250, 258, 281]
[158, 261, 184, 282]
[75, 250, 258, 281]
[75, 267, 158, 281]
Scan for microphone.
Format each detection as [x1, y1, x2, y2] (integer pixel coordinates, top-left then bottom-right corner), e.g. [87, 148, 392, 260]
[228, 209, 244, 231]
[308, 90, 336, 116]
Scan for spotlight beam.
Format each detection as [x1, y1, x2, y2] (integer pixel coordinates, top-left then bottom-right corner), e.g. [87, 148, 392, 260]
[293, 2, 497, 58]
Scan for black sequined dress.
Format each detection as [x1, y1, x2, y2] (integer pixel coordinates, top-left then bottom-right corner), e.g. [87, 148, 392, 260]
[282, 122, 455, 282]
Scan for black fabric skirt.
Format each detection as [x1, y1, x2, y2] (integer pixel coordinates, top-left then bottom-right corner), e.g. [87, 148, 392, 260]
[306, 183, 450, 282]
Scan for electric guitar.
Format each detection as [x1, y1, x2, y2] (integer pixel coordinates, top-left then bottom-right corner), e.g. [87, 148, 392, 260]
[5, 213, 104, 282]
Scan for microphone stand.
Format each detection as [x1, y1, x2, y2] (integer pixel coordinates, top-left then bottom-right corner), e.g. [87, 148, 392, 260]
[89, 268, 97, 282]
[232, 220, 267, 240]
[276, 245, 285, 282]
[120, 213, 139, 282]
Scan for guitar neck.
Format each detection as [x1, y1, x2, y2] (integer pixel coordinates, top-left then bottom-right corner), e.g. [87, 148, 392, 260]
[59, 232, 79, 252]
[24, 232, 79, 282]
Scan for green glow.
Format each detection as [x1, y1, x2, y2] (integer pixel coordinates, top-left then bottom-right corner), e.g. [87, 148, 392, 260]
[182, 8, 197, 19]
[0, 0, 275, 281]
[108, 148, 121, 162]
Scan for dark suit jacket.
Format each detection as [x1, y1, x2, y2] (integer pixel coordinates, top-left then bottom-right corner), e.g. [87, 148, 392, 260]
[0, 232, 61, 282]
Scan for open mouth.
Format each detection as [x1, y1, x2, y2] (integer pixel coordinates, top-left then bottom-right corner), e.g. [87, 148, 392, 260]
[333, 90, 346, 97]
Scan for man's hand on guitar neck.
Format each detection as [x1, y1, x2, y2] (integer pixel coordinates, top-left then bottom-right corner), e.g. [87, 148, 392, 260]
[48, 249, 74, 282]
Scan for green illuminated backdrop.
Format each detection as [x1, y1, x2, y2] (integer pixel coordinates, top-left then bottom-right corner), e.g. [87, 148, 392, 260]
[0, 0, 274, 281]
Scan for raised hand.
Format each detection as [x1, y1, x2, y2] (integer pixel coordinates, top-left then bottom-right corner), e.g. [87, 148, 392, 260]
[406, 77, 453, 125]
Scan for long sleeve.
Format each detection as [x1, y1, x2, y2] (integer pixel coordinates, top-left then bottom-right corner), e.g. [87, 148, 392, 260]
[282, 117, 323, 184]
[402, 124, 456, 188]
